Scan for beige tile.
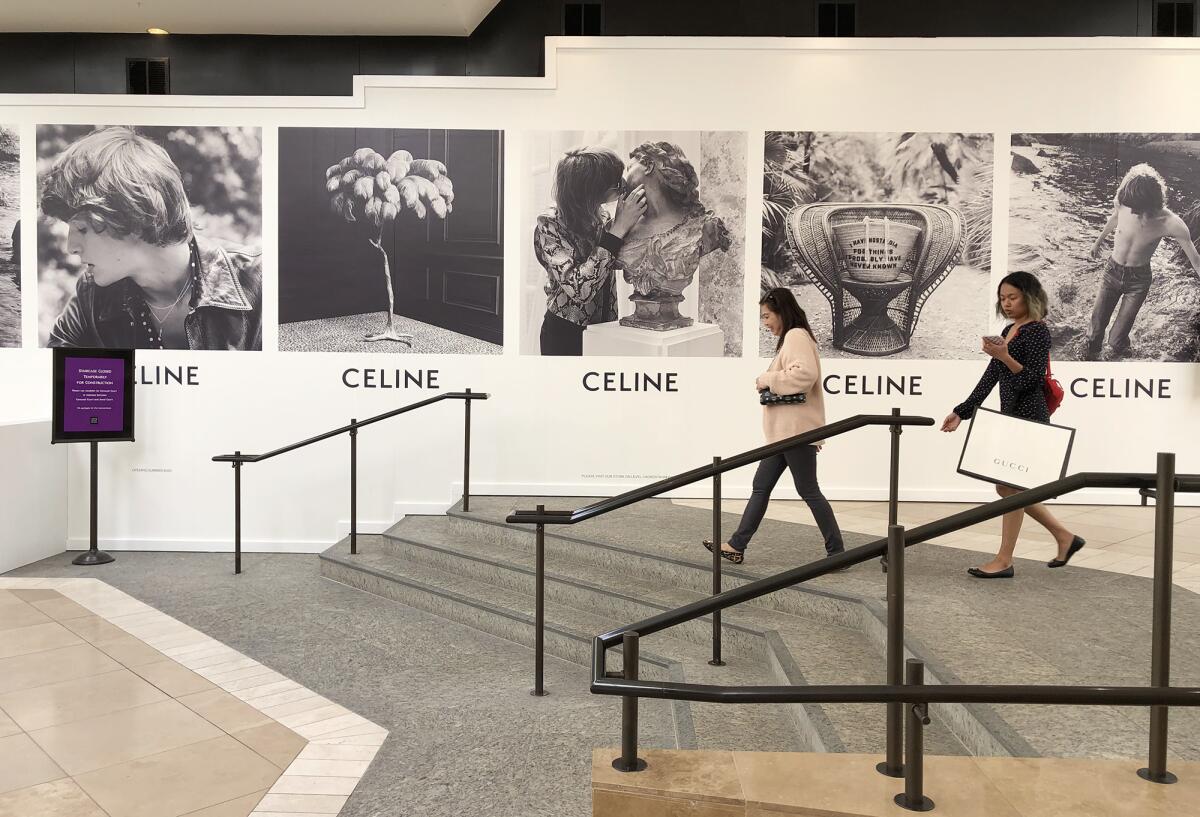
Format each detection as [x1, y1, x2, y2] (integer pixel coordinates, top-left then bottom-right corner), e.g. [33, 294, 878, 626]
[96, 636, 169, 669]
[221, 672, 287, 694]
[593, 789, 744, 817]
[0, 669, 168, 732]
[0, 603, 52, 632]
[276, 705, 350, 730]
[0, 733, 66, 796]
[178, 789, 266, 817]
[0, 778, 109, 817]
[292, 713, 368, 739]
[733, 752, 1021, 816]
[59, 614, 135, 645]
[973, 756, 1200, 817]
[231, 721, 307, 770]
[257, 696, 335, 721]
[297, 743, 376, 761]
[29, 597, 93, 622]
[207, 666, 277, 686]
[592, 748, 743, 806]
[268, 775, 358, 796]
[232, 680, 299, 702]
[255, 793, 347, 813]
[0, 709, 19, 739]
[131, 661, 217, 698]
[74, 735, 282, 817]
[0, 622, 83, 660]
[246, 688, 320, 711]
[7, 590, 62, 602]
[178, 689, 273, 734]
[0, 643, 122, 696]
[29, 698, 224, 776]
[284, 758, 371, 778]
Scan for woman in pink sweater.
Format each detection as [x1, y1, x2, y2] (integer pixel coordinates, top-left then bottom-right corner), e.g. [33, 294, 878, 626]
[704, 288, 845, 564]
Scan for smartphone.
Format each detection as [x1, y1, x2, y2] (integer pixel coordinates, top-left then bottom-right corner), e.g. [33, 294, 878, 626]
[982, 335, 1005, 345]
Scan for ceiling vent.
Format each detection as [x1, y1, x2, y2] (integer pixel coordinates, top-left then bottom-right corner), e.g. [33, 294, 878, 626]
[126, 58, 170, 94]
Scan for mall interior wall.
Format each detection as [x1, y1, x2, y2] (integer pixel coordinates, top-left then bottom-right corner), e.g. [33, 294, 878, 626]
[0, 0, 1170, 96]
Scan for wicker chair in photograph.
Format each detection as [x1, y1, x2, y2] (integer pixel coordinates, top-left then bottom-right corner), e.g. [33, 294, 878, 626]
[785, 202, 964, 356]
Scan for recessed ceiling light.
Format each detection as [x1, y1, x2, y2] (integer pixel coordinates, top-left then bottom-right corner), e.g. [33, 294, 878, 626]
[147, 28, 169, 35]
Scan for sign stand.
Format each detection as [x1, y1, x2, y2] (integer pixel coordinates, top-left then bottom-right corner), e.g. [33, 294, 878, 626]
[72, 441, 114, 566]
[51, 348, 135, 568]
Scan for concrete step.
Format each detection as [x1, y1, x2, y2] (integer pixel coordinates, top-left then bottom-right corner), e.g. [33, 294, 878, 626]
[380, 514, 970, 757]
[320, 535, 806, 753]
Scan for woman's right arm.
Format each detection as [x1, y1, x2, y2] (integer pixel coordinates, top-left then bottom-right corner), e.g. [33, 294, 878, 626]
[951, 359, 1002, 421]
[533, 216, 620, 304]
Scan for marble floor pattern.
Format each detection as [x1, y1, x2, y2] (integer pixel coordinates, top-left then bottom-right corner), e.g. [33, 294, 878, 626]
[0, 580, 386, 817]
[673, 498, 1200, 594]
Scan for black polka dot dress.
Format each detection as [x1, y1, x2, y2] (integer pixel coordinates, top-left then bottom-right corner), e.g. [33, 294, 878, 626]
[954, 321, 1051, 423]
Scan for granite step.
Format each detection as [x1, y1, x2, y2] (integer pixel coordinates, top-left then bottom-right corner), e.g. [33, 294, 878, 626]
[320, 535, 806, 754]
[379, 514, 971, 757]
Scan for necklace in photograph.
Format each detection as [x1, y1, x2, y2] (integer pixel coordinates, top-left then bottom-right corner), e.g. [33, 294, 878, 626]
[147, 277, 193, 323]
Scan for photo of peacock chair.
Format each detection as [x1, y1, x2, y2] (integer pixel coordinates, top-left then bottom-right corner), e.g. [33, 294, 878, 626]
[785, 202, 963, 356]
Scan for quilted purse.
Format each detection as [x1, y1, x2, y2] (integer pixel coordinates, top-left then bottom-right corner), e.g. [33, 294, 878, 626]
[759, 389, 807, 406]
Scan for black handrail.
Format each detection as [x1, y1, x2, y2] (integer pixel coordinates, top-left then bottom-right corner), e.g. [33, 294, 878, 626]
[506, 413, 933, 525]
[212, 390, 488, 574]
[592, 469, 1198, 650]
[506, 411, 932, 696]
[593, 453, 1199, 797]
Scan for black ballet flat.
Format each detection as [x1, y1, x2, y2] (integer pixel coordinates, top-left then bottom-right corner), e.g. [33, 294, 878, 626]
[702, 539, 745, 564]
[967, 566, 1014, 579]
[1047, 536, 1086, 568]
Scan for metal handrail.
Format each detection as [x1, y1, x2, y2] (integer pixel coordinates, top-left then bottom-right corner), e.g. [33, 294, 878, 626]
[213, 391, 486, 463]
[212, 389, 489, 574]
[506, 413, 934, 525]
[594, 454, 1199, 796]
[507, 410, 933, 696]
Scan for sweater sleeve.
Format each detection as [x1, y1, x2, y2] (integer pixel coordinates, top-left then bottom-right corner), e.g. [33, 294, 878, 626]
[953, 359, 1001, 420]
[764, 329, 818, 395]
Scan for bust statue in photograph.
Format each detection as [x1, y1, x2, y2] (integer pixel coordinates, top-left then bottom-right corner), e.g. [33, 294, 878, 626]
[786, 202, 963, 356]
[617, 142, 731, 331]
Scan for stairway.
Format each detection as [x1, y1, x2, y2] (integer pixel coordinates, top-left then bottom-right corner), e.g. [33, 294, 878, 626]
[319, 498, 1009, 758]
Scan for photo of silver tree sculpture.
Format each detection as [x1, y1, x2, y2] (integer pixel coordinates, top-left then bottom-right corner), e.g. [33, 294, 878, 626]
[325, 148, 454, 343]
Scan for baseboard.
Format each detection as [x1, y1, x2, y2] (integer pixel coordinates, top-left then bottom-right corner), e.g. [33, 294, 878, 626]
[66, 537, 332, 554]
[335, 519, 399, 538]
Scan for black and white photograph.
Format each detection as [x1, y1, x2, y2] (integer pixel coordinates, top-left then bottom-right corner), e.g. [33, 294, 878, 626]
[0, 125, 18, 348]
[761, 131, 995, 358]
[278, 128, 503, 353]
[1009, 133, 1200, 362]
[520, 131, 745, 357]
[37, 125, 263, 351]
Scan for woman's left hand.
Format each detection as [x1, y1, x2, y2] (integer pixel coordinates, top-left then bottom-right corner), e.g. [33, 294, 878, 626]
[755, 374, 770, 391]
[981, 336, 1011, 362]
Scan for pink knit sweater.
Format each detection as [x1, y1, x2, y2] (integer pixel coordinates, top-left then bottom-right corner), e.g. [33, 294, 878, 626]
[759, 328, 827, 445]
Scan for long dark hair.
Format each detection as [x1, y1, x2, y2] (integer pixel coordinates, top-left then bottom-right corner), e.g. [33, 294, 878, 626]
[552, 147, 624, 255]
[996, 271, 1048, 321]
[761, 287, 814, 351]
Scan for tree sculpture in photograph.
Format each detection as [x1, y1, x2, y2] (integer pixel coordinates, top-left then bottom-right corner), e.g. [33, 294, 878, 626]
[325, 148, 454, 343]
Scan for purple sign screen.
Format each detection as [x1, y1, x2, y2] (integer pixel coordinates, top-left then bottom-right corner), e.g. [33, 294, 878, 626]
[62, 357, 126, 433]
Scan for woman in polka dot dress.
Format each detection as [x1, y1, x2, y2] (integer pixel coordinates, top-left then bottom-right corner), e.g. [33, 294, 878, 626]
[941, 272, 1085, 579]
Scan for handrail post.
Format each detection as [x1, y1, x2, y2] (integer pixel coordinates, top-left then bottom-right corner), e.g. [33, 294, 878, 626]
[896, 658, 934, 812]
[463, 388, 472, 512]
[532, 505, 547, 697]
[710, 455, 725, 667]
[878, 524, 906, 778]
[612, 631, 647, 772]
[349, 420, 358, 556]
[1139, 452, 1178, 784]
[233, 453, 242, 575]
[882, 406, 902, 573]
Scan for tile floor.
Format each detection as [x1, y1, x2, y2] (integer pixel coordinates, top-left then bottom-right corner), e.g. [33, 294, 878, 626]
[673, 498, 1200, 594]
[0, 580, 387, 817]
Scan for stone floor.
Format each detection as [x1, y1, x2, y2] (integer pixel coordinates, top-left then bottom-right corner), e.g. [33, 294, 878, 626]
[279, 312, 501, 355]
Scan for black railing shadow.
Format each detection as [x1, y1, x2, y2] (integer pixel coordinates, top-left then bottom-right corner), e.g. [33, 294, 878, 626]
[213, 389, 488, 574]
[590, 453, 1200, 808]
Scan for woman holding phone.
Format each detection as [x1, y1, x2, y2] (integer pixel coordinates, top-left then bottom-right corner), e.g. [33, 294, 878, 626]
[942, 272, 1084, 579]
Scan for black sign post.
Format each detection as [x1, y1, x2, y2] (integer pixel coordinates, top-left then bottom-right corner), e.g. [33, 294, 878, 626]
[51, 348, 136, 566]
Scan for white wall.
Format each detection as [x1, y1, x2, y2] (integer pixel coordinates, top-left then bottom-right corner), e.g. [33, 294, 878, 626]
[0, 419, 66, 571]
[0, 38, 1198, 554]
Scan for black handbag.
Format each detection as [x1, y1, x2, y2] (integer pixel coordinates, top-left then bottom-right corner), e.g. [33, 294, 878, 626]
[759, 389, 806, 406]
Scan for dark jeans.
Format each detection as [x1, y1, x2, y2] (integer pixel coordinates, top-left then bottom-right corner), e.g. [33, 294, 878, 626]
[540, 311, 583, 356]
[1087, 259, 1152, 356]
[729, 445, 844, 555]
